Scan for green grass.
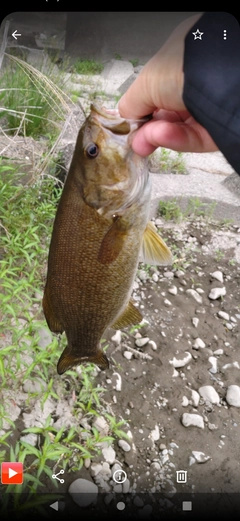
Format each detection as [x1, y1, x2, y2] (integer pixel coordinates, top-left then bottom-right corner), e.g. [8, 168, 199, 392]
[0, 163, 128, 509]
[129, 59, 139, 67]
[0, 53, 72, 137]
[158, 197, 217, 222]
[72, 59, 104, 75]
[149, 148, 186, 175]
[158, 199, 183, 221]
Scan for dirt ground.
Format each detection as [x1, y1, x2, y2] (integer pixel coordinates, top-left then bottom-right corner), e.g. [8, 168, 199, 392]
[35, 212, 240, 520]
[92, 215, 240, 501]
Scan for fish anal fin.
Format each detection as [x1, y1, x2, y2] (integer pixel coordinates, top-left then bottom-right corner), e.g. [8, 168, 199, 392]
[42, 290, 64, 334]
[57, 346, 109, 375]
[98, 220, 126, 265]
[141, 221, 172, 266]
[111, 299, 143, 330]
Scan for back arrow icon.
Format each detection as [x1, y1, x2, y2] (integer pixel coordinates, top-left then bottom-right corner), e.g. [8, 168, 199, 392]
[12, 30, 21, 40]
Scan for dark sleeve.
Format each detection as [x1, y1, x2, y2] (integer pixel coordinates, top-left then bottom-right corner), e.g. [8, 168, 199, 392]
[183, 12, 240, 175]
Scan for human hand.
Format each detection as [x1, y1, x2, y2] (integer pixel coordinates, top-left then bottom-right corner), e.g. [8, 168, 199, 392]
[118, 13, 218, 156]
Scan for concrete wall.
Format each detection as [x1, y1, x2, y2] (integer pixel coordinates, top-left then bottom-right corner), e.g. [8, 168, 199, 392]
[3, 11, 197, 63]
[65, 12, 197, 62]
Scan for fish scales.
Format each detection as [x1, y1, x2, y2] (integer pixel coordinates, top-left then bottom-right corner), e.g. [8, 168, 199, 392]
[43, 104, 172, 374]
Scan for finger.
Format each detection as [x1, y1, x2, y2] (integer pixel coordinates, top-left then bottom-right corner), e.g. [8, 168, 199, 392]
[118, 73, 157, 120]
[130, 119, 219, 156]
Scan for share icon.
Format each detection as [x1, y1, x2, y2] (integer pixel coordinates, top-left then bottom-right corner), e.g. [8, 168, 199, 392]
[52, 469, 65, 484]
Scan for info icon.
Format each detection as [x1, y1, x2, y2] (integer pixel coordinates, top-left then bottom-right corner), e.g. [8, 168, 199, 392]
[1, 462, 23, 485]
[176, 470, 187, 483]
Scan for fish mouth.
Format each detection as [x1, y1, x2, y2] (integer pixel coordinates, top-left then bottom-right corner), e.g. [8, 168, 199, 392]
[90, 103, 151, 135]
[85, 103, 150, 218]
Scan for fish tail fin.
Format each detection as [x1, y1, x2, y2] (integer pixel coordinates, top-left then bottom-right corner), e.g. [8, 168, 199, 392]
[141, 221, 172, 265]
[88, 350, 109, 370]
[57, 345, 109, 375]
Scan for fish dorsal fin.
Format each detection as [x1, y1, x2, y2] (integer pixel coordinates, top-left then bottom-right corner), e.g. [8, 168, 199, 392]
[141, 221, 172, 266]
[98, 218, 126, 265]
[111, 299, 143, 329]
[57, 346, 109, 374]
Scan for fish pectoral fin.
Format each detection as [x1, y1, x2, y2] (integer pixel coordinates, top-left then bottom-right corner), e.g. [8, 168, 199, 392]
[98, 219, 126, 265]
[42, 290, 64, 334]
[141, 221, 172, 266]
[111, 299, 143, 329]
[57, 346, 109, 375]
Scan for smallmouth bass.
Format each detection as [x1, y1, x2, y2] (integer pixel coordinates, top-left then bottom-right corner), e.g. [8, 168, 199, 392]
[43, 104, 172, 374]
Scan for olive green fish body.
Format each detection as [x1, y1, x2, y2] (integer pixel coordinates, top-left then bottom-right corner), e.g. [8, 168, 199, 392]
[43, 104, 172, 374]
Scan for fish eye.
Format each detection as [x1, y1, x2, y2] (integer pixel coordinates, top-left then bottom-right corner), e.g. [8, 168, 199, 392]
[85, 143, 99, 159]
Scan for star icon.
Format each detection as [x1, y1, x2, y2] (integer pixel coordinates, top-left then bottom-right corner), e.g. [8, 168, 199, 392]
[192, 28, 204, 40]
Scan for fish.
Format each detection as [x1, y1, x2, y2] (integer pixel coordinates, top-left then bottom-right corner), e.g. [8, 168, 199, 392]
[42, 103, 172, 375]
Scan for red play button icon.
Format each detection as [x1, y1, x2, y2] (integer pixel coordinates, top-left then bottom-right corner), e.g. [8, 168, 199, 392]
[1, 462, 23, 484]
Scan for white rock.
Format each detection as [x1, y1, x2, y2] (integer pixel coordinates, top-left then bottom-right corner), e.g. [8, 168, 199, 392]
[226, 385, 240, 407]
[148, 340, 157, 351]
[192, 451, 210, 463]
[164, 299, 172, 306]
[104, 494, 114, 505]
[218, 311, 229, 321]
[189, 456, 196, 466]
[68, 479, 98, 507]
[214, 349, 224, 355]
[151, 462, 161, 471]
[181, 413, 204, 429]
[102, 446, 116, 464]
[111, 330, 122, 345]
[152, 273, 159, 282]
[90, 463, 102, 477]
[118, 439, 131, 452]
[112, 372, 122, 391]
[133, 496, 144, 507]
[149, 425, 160, 441]
[196, 287, 204, 294]
[222, 362, 240, 371]
[122, 478, 130, 493]
[84, 458, 91, 469]
[211, 271, 224, 283]
[169, 351, 192, 368]
[99, 462, 112, 480]
[175, 270, 184, 277]
[163, 271, 174, 279]
[208, 356, 218, 374]
[113, 484, 122, 493]
[111, 463, 121, 478]
[168, 286, 177, 295]
[123, 350, 133, 360]
[199, 385, 220, 404]
[191, 390, 200, 407]
[192, 317, 199, 328]
[37, 327, 52, 349]
[192, 338, 206, 349]
[135, 337, 149, 347]
[209, 287, 226, 300]
[20, 433, 38, 446]
[92, 416, 109, 435]
[23, 378, 47, 393]
[181, 396, 189, 407]
[186, 289, 203, 304]
[138, 270, 148, 282]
